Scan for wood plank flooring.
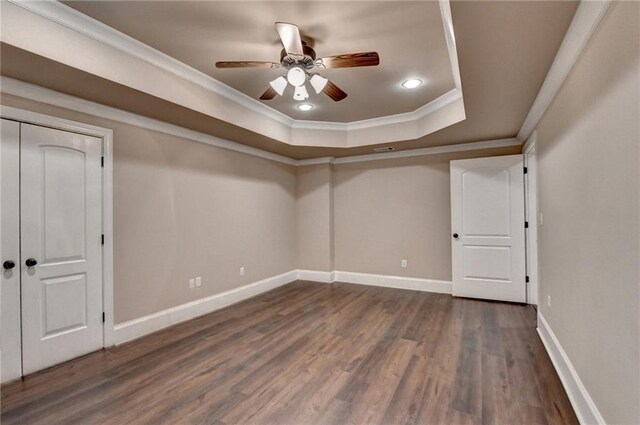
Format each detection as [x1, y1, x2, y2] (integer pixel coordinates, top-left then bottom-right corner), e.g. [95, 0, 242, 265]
[1, 281, 578, 425]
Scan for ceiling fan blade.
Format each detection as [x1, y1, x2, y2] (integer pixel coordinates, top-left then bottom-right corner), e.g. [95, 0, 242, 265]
[318, 52, 380, 69]
[215, 61, 278, 69]
[275, 22, 304, 56]
[259, 86, 278, 100]
[323, 80, 348, 102]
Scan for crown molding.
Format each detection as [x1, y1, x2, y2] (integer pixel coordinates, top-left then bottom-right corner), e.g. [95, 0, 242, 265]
[296, 157, 336, 166]
[517, 0, 613, 141]
[1, 77, 512, 166]
[0, 76, 297, 166]
[331, 138, 521, 165]
[6, 0, 294, 127]
[292, 88, 461, 132]
[6, 0, 464, 139]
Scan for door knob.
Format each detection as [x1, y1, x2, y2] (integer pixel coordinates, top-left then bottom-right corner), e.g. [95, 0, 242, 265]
[452, 233, 459, 239]
[3, 260, 15, 270]
[25, 258, 38, 267]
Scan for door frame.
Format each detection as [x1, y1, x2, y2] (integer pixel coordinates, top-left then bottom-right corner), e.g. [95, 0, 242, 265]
[0, 106, 115, 376]
[523, 131, 539, 305]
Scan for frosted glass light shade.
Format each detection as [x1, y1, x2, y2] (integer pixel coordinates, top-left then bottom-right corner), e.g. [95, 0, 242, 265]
[269, 76, 287, 96]
[310, 75, 328, 94]
[293, 85, 309, 101]
[287, 67, 306, 87]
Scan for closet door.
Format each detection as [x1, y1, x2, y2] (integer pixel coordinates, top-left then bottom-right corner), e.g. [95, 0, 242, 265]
[1, 119, 22, 382]
[20, 123, 103, 374]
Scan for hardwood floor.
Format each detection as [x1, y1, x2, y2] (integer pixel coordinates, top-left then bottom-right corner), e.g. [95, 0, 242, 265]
[1, 281, 578, 425]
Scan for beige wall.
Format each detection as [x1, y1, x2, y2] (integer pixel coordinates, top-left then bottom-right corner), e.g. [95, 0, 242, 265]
[296, 164, 334, 271]
[331, 148, 521, 280]
[1, 94, 297, 324]
[1, 89, 519, 328]
[535, 2, 640, 423]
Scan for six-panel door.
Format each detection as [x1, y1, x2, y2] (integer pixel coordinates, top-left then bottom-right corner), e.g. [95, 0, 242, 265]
[20, 123, 103, 375]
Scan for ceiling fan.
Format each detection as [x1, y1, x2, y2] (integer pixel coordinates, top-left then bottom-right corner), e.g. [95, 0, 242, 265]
[215, 22, 380, 103]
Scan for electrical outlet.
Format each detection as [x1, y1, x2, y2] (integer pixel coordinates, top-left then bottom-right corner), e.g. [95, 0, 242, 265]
[401, 259, 407, 268]
[240, 267, 245, 276]
[189, 278, 195, 289]
[547, 295, 551, 308]
[195, 276, 202, 287]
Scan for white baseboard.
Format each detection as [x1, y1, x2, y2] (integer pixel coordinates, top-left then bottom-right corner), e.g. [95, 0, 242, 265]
[537, 313, 605, 425]
[112, 270, 298, 345]
[332, 270, 452, 294]
[296, 269, 335, 283]
[112, 269, 451, 346]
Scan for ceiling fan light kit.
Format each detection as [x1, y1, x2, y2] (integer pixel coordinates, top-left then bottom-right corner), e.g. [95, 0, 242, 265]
[215, 22, 380, 104]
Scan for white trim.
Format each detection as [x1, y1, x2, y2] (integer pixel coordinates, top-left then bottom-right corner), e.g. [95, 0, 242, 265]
[332, 271, 452, 294]
[296, 270, 335, 283]
[0, 77, 297, 166]
[439, 0, 462, 90]
[2, 77, 513, 166]
[0, 105, 116, 357]
[8, 0, 464, 134]
[523, 129, 538, 154]
[537, 313, 606, 425]
[332, 138, 522, 165]
[112, 269, 452, 346]
[7, 0, 293, 127]
[517, 0, 613, 141]
[291, 89, 462, 131]
[113, 270, 298, 345]
[296, 157, 335, 166]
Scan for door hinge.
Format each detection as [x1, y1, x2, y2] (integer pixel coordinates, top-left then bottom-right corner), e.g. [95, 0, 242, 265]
[101, 234, 105, 245]
[101, 156, 104, 167]
[525, 221, 529, 228]
[523, 166, 528, 174]
[102, 312, 106, 323]
[526, 275, 530, 283]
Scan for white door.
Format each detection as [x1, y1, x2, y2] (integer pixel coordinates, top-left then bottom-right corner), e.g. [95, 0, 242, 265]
[450, 155, 526, 303]
[20, 123, 103, 374]
[524, 144, 539, 305]
[1, 119, 22, 382]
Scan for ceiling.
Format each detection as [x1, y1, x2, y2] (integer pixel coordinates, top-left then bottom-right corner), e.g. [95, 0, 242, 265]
[1, 1, 579, 159]
[62, 1, 456, 123]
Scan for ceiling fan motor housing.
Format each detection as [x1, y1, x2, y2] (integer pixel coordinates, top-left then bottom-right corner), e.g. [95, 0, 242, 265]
[280, 43, 316, 69]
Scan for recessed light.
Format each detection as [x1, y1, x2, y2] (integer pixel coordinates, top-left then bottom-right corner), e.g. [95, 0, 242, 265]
[401, 79, 423, 89]
[297, 103, 314, 112]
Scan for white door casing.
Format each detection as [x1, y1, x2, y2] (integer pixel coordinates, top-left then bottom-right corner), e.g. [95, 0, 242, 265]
[20, 123, 103, 375]
[1, 119, 22, 382]
[450, 155, 526, 303]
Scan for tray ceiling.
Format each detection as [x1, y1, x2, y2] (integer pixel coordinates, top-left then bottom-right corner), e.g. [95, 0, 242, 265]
[62, 1, 456, 123]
